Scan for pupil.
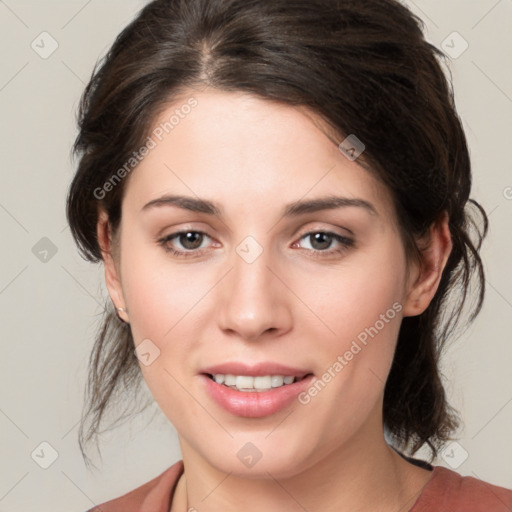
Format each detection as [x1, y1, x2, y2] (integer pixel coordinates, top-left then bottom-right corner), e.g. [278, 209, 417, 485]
[181, 232, 202, 249]
[311, 233, 331, 250]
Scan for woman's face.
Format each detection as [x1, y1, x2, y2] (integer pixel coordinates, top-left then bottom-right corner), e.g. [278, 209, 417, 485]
[105, 89, 423, 477]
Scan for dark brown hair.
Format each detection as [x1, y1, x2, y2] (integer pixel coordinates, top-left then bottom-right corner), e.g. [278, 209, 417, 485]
[66, 0, 488, 470]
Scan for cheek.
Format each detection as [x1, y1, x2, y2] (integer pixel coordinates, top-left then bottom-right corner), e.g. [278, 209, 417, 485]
[295, 239, 406, 344]
[119, 231, 208, 341]
[293, 239, 406, 403]
[119, 243, 205, 414]
[296, 271, 404, 436]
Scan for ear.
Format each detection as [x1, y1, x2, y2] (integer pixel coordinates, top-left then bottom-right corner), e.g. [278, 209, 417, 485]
[402, 211, 452, 317]
[97, 210, 129, 323]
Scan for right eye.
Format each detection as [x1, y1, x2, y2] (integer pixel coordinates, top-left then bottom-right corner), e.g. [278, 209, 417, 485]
[158, 230, 216, 257]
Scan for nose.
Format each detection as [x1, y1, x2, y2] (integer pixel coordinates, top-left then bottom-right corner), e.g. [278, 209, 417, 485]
[217, 243, 293, 342]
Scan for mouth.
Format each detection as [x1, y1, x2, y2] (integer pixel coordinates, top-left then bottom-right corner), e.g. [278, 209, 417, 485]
[202, 372, 314, 393]
[200, 372, 316, 417]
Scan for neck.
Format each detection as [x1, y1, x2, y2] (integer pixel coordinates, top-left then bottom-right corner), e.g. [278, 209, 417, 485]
[171, 413, 432, 512]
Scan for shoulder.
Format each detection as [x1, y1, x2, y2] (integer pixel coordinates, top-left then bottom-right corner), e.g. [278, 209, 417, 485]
[412, 465, 512, 512]
[85, 459, 184, 512]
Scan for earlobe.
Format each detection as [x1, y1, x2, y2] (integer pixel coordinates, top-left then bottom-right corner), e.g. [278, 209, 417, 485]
[402, 212, 452, 317]
[97, 211, 129, 323]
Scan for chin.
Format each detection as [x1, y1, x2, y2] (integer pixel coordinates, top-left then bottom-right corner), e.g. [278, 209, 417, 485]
[196, 437, 314, 480]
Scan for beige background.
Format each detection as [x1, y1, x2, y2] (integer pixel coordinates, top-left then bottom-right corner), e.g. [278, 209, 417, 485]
[0, 0, 511, 510]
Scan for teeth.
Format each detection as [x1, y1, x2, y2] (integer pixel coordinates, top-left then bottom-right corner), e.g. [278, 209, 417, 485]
[224, 374, 236, 386]
[237, 375, 256, 389]
[271, 375, 284, 387]
[211, 374, 299, 392]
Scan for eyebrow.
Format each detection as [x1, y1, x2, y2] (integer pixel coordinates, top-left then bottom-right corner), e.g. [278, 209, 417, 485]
[141, 194, 378, 217]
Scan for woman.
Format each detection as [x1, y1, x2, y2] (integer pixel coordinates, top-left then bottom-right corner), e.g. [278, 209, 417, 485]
[66, 0, 512, 510]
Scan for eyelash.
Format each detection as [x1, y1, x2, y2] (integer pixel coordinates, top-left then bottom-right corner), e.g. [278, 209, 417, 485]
[157, 230, 354, 259]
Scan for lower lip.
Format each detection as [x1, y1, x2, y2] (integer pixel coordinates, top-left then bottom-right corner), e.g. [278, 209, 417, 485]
[200, 373, 315, 418]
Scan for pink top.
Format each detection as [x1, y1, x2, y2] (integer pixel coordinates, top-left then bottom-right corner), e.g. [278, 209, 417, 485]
[86, 459, 512, 511]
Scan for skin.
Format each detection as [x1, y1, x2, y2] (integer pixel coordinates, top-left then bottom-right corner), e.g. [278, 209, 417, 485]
[97, 88, 452, 512]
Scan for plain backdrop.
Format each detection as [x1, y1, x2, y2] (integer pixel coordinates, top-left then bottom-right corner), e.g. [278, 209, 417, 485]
[0, 1, 511, 510]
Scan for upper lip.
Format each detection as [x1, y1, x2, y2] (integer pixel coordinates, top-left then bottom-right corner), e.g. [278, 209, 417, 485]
[201, 362, 313, 379]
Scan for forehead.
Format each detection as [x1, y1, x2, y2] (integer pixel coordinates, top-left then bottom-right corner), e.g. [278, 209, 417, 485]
[123, 88, 394, 220]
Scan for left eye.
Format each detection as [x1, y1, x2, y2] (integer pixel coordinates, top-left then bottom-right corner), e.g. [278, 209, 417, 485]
[295, 231, 354, 253]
